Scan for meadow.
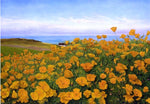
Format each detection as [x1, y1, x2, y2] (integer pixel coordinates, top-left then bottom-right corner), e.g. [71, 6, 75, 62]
[1, 27, 150, 104]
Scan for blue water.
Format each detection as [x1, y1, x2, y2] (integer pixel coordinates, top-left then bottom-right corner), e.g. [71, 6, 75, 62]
[1, 35, 150, 44]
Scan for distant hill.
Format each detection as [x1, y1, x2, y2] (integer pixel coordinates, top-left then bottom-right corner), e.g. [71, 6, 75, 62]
[1, 38, 51, 51]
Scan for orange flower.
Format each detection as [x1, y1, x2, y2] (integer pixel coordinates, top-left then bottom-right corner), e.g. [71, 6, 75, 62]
[28, 75, 35, 82]
[72, 88, 82, 100]
[80, 63, 94, 72]
[102, 35, 107, 38]
[38, 81, 50, 92]
[56, 77, 70, 89]
[144, 58, 150, 65]
[130, 51, 139, 57]
[30, 92, 38, 101]
[129, 29, 136, 35]
[120, 34, 126, 39]
[64, 70, 73, 78]
[18, 89, 29, 103]
[110, 78, 116, 84]
[1, 88, 10, 99]
[143, 86, 149, 93]
[146, 98, 150, 103]
[133, 89, 142, 98]
[76, 77, 88, 86]
[10, 81, 19, 89]
[83, 90, 91, 98]
[12, 90, 18, 98]
[64, 63, 72, 70]
[115, 63, 127, 73]
[135, 33, 140, 38]
[39, 66, 47, 73]
[146, 30, 150, 35]
[100, 73, 106, 79]
[35, 86, 46, 100]
[123, 84, 133, 95]
[19, 80, 28, 88]
[110, 27, 117, 32]
[91, 89, 101, 98]
[123, 95, 134, 103]
[99, 80, 108, 90]
[97, 35, 102, 39]
[86, 74, 96, 82]
[128, 74, 142, 85]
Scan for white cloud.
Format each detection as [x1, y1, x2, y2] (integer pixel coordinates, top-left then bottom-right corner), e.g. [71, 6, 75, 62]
[1, 15, 150, 36]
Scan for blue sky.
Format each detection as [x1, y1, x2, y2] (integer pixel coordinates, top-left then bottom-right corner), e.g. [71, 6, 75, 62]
[1, 0, 150, 36]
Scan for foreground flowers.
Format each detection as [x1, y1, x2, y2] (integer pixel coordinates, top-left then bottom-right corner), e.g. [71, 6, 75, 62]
[1, 28, 150, 104]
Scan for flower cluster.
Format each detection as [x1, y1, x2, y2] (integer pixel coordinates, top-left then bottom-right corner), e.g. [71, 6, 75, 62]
[1, 27, 150, 104]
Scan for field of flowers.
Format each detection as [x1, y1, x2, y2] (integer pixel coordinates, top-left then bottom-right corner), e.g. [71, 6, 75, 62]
[1, 27, 150, 104]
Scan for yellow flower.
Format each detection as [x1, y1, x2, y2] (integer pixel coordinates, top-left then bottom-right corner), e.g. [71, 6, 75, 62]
[146, 30, 150, 35]
[120, 34, 126, 39]
[30, 92, 38, 101]
[12, 90, 18, 98]
[72, 88, 82, 100]
[143, 86, 149, 93]
[128, 74, 142, 85]
[39, 66, 47, 73]
[129, 29, 135, 35]
[146, 98, 150, 103]
[80, 63, 94, 72]
[56, 77, 70, 89]
[76, 77, 88, 86]
[99, 80, 108, 90]
[97, 35, 102, 39]
[64, 70, 73, 78]
[18, 89, 29, 103]
[110, 27, 117, 32]
[123, 95, 134, 103]
[110, 78, 116, 84]
[38, 81, 50, 92]
[1, 88, 10, 99]
[19, 80, 28, 88]
[124, 38, 130, 43]
[10, 81, 19, 89]
[86, 74, 96, 82]
[100, 73, 106, 79]
[83, 90, 91, 98]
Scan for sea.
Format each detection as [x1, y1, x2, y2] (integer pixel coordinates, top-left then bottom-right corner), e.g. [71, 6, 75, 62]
[1, 35, 150, 44]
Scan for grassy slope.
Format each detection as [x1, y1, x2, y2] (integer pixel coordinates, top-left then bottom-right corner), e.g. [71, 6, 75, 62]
[1, 38, 51, 49]
[1, 38, 51, 56]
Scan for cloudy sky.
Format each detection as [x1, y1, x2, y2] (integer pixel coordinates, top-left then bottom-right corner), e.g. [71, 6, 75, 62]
[1, 0, 150, 36]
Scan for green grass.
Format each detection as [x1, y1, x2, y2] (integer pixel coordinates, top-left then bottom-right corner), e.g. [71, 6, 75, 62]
[1, 46, 50, 56]
[1, 38, 51, 49]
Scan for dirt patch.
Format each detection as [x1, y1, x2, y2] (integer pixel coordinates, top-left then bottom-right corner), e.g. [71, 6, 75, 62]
[2, 44, 50, 51]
